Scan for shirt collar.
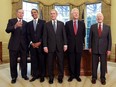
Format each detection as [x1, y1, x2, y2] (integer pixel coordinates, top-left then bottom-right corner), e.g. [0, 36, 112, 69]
[17, 18, 22, 22]
[33, 18, 39, 22]
[52, 20, 57, 26]
[98, 22, 103, 26]
[73, 20, 78, 23]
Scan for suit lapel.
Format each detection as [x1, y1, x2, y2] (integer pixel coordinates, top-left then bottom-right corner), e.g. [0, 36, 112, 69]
[56, 21, 59, 33]
[70, 20, 75, 36]
[35, 20, 39, 31]
[50, 21, 56, 34]
[95, 23, 100, 37]
[36, 19, 40, 31]
[101, 24, 105, 37]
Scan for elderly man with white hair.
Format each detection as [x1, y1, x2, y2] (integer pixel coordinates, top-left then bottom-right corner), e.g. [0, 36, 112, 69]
[65, 8, 86, 82]
[89, 12, 112, 85]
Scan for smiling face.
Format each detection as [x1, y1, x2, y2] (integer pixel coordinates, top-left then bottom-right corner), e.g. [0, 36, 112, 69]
[50, 9, 58, 20]
[17, 9, 24, 19]
[96, 12, 104, 23]
[31, 9, 39, 19]
[71, 8, 79, 20]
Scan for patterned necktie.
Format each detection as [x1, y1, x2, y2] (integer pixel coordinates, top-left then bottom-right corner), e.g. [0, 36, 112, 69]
[98, 23, 102, 37]
[73, 21, 77, 35]
[33, 19, 37, 31]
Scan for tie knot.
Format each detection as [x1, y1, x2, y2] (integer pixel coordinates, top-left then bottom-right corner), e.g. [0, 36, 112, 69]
[19, 19, 22, 22]
[99, 23, 101, 26]
[74, 21, 76, 23]
[53, 20, 56, 24]
[53, 20, 56, 26]
[34, 19, 36, 22]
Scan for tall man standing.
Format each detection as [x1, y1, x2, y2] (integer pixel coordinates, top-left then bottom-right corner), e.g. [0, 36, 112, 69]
[65, 8, 85, 82]
[43, 9, 67, 84]
[6, 8, 29, 84]
[27, 9, 46, 82]
[89, 12, 112, 85]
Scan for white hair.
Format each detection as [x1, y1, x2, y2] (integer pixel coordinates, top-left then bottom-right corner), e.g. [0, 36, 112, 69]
[97, 12, 104, 18]
[71, 8, 79, 14]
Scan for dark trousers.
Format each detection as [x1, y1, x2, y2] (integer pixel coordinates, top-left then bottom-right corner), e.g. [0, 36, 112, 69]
[92, 54, 107, 80]
[9, 47, 27, 79]
[30, 47, 45, 78]
[47, 51, 64, 79]
[68, 52, 82, 78]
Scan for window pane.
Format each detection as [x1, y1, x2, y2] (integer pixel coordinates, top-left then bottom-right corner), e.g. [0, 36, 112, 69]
[23, 1, 38, 22]
[55, 5, 70, 24]
[85, 3, 101, 49]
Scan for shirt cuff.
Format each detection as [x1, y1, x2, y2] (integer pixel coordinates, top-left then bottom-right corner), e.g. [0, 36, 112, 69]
[30, 41, 33, 44]
[64, 45, 67, 48]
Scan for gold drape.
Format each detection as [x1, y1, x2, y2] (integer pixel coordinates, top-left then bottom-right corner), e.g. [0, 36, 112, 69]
[12, 0, 111, 6]
[12, 0, 111, 25]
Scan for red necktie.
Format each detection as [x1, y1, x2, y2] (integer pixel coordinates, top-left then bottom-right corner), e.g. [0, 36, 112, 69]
[73, 21, 77, 35]
[98, 23, 102, 37]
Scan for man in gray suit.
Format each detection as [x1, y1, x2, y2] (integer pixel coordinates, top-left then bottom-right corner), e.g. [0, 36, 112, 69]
[89, 12, 112, 85]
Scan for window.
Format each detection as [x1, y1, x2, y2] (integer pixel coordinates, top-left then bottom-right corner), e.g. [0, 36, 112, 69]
[85, 3, 101, 49]
[23, 1, 38, 22]
[54, 5, 70, 23]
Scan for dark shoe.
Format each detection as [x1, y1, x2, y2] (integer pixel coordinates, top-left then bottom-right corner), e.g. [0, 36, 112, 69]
[40, 77, 45, 82]
[91, 79, 96, 84]
[68, 77, 74, 82]
[58, 78, 63, 83]
[76, 77, 81, 82]
[101, 80, 106, 85]
[30, 77, 36, 82]
[11, 78, 16, 84]
[49, 78, 53, 84]
[23, 76, 29, 80]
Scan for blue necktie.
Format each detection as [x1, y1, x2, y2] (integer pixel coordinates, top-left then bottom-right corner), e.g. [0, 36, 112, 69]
[33, 20, 36, 31]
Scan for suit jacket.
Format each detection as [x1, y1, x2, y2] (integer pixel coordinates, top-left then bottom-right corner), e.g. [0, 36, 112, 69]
[6, 18, 27, 51]
[89, 23, 112, 54]
[43, 20, 67, 52]
[65, 20, 85, 53]
[27, 19, 45, 51]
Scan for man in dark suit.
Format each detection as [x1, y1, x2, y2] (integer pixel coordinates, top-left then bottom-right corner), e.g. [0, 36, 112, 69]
[27, 9, 46, 82]
[43, 9, 67, 84]
[89, 12, 112, 85]
[65, 8, 85, 82]
[6, 8, 29, 84]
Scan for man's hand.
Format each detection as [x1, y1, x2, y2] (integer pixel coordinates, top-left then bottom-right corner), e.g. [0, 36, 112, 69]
[64, 46, 67, 52]
[89, 48, 92, 53]
[31, 43, 36, 48]
[107, 51, 111, 56]
[44, 47, 48, 53]
[34, 42, 41, 48]
[14, 21, 22, 29]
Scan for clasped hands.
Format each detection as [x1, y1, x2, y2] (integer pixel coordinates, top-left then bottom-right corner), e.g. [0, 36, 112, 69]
[31, 42, 41, 48]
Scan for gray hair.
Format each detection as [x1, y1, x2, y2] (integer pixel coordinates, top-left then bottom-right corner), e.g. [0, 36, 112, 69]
[71, 8, 79, 14]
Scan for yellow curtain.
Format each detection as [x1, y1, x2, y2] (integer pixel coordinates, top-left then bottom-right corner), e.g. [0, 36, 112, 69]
[12, 0, 111, 25]
[12, 0, 111, 6]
